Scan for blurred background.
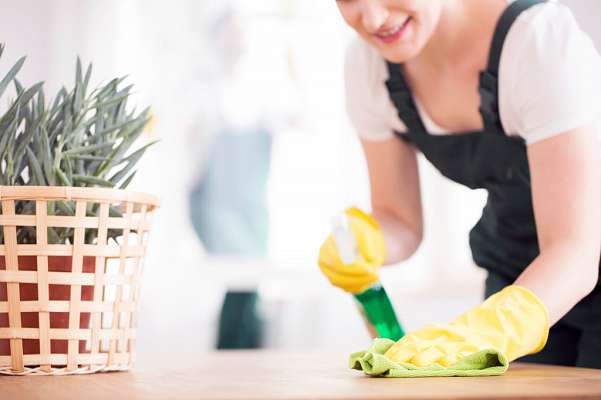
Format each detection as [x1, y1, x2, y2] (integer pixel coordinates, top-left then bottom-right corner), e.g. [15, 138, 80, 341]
[1, 0, 600, 361]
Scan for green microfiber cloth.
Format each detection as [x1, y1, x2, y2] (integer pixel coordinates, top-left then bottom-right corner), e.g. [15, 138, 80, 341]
[349, 338, 508, 378]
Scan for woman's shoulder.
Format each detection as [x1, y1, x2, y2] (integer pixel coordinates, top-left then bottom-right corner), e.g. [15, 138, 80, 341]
[500, 1, 601, 144]
[508, 0, 585, 44]
[345, 37, 389, 87]
[344, 37, 406, 140]
[513, 0, 574, 23]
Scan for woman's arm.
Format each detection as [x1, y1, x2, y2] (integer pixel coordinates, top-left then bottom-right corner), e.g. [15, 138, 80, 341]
[515, 124, 601, 325]
[360, 136, 423, 265]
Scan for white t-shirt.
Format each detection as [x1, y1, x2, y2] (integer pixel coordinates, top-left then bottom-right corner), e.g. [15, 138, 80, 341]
[344, 1, 601, 144]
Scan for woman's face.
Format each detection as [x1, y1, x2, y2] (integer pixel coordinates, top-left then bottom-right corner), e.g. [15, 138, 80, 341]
[336, 0, 444, 63]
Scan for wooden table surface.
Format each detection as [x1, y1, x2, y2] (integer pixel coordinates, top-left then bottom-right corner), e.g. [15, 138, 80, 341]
[2, 351, 601, 400]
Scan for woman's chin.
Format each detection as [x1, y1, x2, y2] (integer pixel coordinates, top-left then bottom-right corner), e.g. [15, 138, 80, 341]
[361, 33, 421, 64]
[379, 45, 421, 64]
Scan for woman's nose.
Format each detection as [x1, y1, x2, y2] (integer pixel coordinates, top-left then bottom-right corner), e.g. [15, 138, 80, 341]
[361, 0, 389, 32]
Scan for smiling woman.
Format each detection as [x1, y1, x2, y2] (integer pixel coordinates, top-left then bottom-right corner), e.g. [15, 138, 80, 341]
[320, 0, 601, 372]
[335, 0, 443, 62]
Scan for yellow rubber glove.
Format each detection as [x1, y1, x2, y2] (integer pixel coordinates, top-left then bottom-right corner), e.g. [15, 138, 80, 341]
[384, 285, 549, 367]
[318, 207, 386, 294]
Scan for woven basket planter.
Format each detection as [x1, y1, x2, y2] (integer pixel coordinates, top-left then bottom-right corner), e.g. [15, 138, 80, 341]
[0, 186, 159, 375]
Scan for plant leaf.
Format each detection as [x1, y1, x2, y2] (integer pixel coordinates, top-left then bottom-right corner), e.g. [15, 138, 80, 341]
[39, 126, 56, 185]
[108, 139, 157, 184]
[72, 175, 114, 187]
[62, 141, 116, 156]
[0, 56, 25, 99]
[26, 146, 46, 185]
[118, 170, 137, 189]
[55, 166, 72, 186]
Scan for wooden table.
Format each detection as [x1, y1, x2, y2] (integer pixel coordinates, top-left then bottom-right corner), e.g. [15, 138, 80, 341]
[1, 351, 601, 400]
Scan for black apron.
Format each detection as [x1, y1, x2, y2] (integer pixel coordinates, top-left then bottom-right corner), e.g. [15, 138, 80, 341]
[384, 0, 601, 368]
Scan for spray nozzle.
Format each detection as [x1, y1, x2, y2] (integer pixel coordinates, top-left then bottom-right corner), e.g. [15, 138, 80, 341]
[331, 214, 358, 265]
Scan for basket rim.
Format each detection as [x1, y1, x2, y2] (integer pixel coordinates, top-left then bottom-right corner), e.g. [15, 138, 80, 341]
[0, 185, 159, 209]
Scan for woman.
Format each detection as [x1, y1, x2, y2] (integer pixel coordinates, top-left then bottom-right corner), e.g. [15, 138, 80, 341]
[319, 0, 601, 368]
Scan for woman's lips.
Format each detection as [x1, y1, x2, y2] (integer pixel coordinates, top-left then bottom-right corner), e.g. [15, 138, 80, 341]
[374, 17, 412, 44]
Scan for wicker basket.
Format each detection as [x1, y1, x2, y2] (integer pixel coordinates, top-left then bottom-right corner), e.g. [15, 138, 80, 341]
[0, 186, 159, 375]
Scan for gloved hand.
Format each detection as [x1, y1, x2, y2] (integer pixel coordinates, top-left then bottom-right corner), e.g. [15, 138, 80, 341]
[318, 207, 386, 294]
[384, 285, 549, 367]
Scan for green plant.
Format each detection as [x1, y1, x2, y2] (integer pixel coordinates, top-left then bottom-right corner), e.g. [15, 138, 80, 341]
[0, 45, 157, 244]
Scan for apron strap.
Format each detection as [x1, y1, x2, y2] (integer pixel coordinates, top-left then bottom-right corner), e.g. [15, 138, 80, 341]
[479, 0, 547, 132]
[385, 62, 428, 135]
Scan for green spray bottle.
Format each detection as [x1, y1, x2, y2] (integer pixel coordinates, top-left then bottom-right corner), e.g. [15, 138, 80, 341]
[332, 214, 404, 341]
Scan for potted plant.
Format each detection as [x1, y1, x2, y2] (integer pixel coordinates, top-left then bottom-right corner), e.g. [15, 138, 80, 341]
[0, 44, 159, 375]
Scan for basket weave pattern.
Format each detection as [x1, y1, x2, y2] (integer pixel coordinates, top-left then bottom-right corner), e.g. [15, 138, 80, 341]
[0, 186, 158, 375]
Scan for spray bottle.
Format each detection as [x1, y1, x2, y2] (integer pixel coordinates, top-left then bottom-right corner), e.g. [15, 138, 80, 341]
[331, 214, 404, 341]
